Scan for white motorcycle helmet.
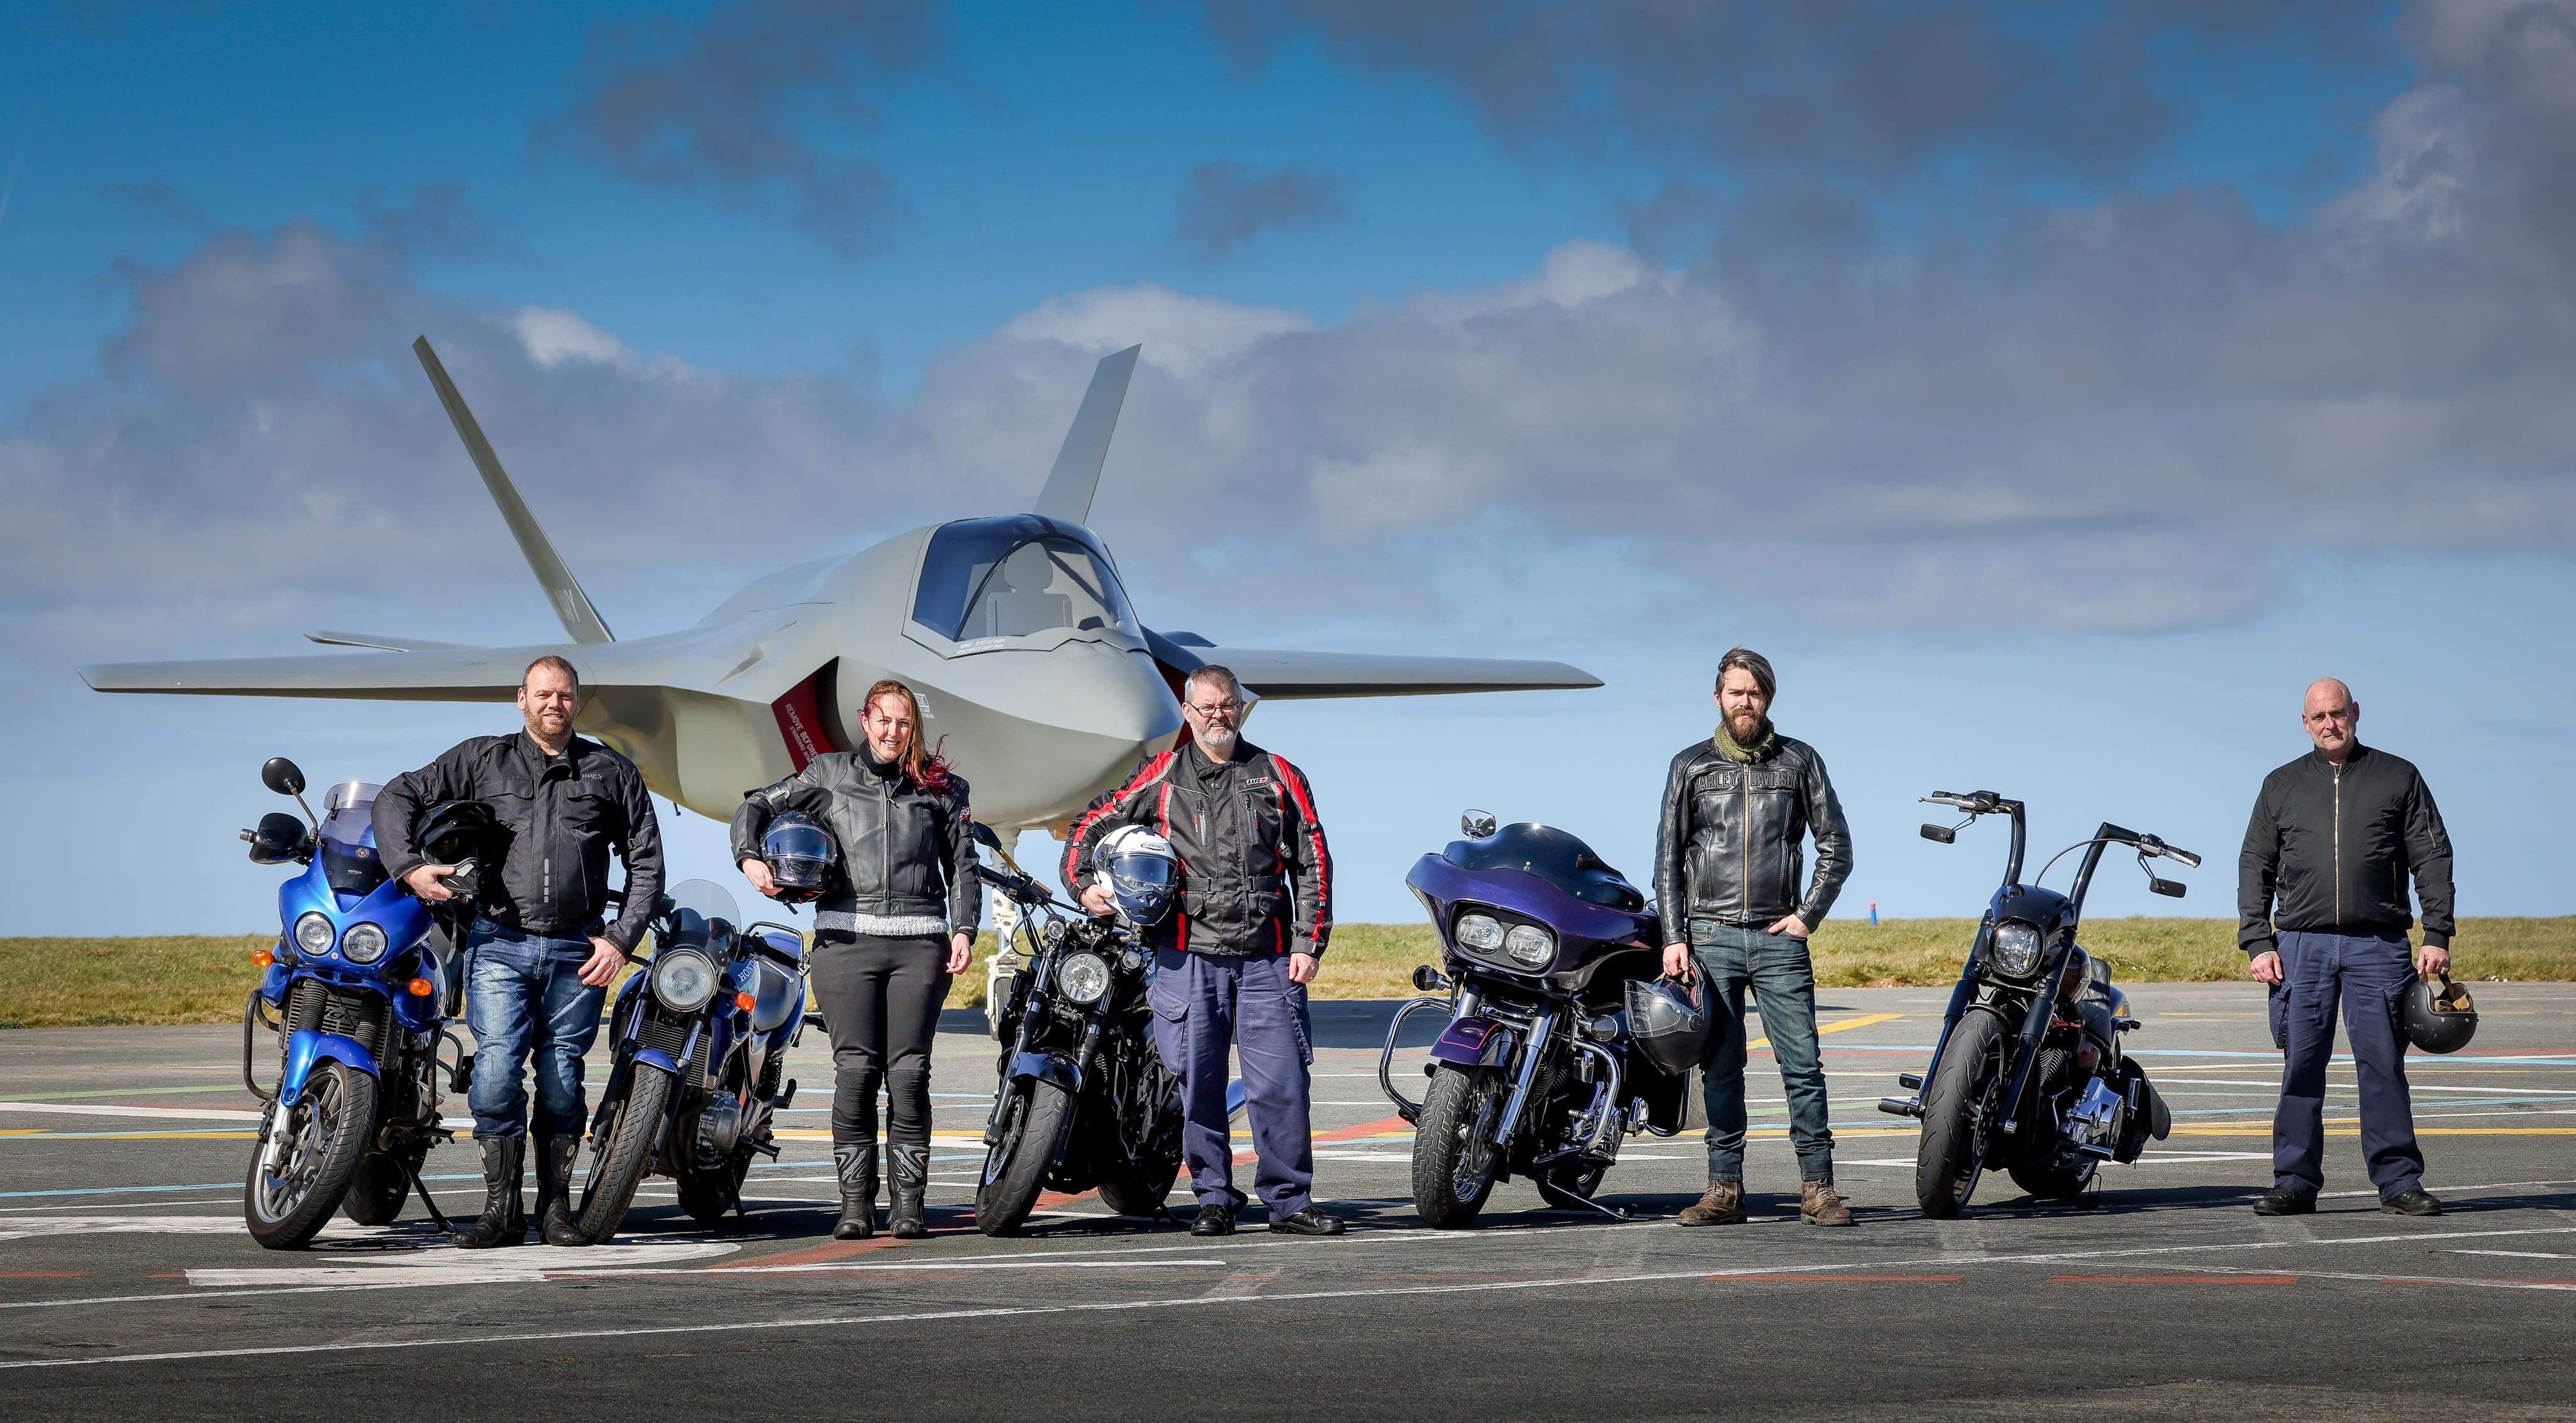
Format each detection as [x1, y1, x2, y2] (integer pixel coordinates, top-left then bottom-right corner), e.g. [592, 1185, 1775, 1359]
[1094, 825, 1181, 928]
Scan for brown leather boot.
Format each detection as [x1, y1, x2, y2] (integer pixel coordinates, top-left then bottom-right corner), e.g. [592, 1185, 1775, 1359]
[1677, 1180, 1745, 1226]
[1800, 1178, 1855, 1227]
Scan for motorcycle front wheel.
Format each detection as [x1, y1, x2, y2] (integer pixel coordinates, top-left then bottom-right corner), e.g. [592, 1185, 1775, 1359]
[575, 1063, 672, 1244]
[1411, 1064, 1504, 1229]
[1916, 1008, 2007, 1219]
[245, 1061, 377, 1250]
[975, 1079, 1072, 1237]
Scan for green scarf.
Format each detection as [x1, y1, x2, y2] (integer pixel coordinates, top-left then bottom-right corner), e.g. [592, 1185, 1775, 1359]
[1713, 717, 1775, 764]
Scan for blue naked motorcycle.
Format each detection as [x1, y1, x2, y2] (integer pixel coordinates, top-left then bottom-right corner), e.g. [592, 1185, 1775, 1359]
[240, 757, 464, 1249]
[574, 880, 809, 1241]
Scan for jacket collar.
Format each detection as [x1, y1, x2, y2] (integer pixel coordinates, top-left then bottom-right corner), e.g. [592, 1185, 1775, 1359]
[514, 730, 591, 772]
[2304, 742, 2370, 772]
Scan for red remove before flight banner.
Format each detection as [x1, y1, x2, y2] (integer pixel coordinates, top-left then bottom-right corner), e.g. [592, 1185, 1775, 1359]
[770, 662, 847, 770]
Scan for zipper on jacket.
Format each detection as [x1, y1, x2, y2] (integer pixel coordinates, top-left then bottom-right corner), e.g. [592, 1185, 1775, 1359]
[2330, 762, 2343, 929]
[1741, 767, 1751, 925]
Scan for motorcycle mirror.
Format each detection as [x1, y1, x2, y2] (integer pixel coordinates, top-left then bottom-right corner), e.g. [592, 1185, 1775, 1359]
[970, 822, 1002, 851]
[1411, 964, 1452, 994]
[1920, 823, 1957, 844]
[2147, 876, 2187, 899]
[260, 757, 306, 797]
[1461, 809, 1497, 839]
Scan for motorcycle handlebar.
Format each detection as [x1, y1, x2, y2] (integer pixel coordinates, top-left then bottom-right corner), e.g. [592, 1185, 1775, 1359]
[2137, 834, 2201, 868]
[1921, 790, 2005, 813]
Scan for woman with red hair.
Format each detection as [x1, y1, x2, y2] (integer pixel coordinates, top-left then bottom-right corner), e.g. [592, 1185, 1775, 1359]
[732, 679, 977, 1239]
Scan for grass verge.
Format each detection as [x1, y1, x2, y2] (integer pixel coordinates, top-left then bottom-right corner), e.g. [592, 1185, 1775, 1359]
[4, 919, 2567, 1030]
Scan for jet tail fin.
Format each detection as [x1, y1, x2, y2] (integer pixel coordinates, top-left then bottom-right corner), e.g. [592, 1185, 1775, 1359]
[1031, 344, 1140, 525]
[412, 335, 616, 644]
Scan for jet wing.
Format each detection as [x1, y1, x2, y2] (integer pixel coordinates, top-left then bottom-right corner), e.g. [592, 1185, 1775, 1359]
[1143, 633, 1600, 700]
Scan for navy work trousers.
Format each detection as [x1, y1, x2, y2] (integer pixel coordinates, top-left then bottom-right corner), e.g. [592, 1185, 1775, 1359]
[2269, 929, 2426, 1200]
[1148, 947, 1316, 1218]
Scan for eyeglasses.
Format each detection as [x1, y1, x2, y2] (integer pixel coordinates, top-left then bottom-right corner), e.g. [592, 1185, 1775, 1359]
[1185, 700, 1243, 719]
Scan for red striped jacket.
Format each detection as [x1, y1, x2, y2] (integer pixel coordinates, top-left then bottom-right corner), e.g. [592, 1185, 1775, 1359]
[1062, 739, 1333, 958]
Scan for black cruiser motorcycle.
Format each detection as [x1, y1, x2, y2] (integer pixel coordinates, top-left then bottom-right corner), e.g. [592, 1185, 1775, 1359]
[1879, 791, 2182, 1216]
[970, 824, 1185, 1236]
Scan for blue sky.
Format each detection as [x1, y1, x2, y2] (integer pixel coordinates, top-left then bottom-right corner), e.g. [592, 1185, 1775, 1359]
[4, 1, 2570, 937]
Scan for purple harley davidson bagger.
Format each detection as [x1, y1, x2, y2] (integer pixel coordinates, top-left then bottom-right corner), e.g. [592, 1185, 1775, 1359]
[1378, 812, 1699, 1227]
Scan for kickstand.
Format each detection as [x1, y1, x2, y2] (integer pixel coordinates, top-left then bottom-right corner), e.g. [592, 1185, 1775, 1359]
[406, 1158, 454, 1235]
[1541, 1185, 1631, 1222]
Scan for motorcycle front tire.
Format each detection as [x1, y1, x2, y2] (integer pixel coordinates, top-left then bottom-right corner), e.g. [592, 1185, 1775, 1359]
[244, 1061, 377, 1250]
[1916, 1008, 2007, 1219]
[575, 1064, 672, 1244]
[1412, 1064, 1504, 1229]
[976, 1079, 1072, 1237]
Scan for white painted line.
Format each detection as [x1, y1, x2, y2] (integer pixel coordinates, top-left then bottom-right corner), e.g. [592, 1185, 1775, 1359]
[14, 1224, 2576, 1371]
[2453, 1250, 2576, 1259]
[712, 1258, 1229, 1275]
[0, 1102, 266, 1122]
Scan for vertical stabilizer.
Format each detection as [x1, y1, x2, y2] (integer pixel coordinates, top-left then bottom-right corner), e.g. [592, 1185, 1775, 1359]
[1031, 344, 1140, 526]
[413, 336, 616, 645]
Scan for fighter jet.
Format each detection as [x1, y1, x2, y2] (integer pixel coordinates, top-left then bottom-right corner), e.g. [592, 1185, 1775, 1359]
[82, 338, 1599, 832]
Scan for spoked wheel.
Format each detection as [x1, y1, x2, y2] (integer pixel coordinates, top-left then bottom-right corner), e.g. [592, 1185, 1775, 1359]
[1916, 1010, 2008, 1219]
[245, 1061, 377, 1250]
[975, 1080, 1071, 1237]
[575, 1064, 672, 1244]
[1411, 1064, 1504, 1229]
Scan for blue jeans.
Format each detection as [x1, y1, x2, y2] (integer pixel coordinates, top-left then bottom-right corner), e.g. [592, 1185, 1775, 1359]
[2270, 930, 2425, 1200]
[1692, 923, 1835, 1182]
[1147, 948, 1316, 1217]
[465, 921, 608, 1140]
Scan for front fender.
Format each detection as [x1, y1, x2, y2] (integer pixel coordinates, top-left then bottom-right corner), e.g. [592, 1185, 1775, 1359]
[1008, 1050, 1082, 1094]
[634, 1047, 682, 1075]
[278, 1028, 381, 1107]
[1430, 1016, 1516, 1068]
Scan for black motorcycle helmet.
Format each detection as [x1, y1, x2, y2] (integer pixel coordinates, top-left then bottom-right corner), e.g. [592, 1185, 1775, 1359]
[1625, 971, 1714, 1076]
[410, 800, 501, 901]
[2402, 973, 2478, 1054]
[761, 811, 837, 905]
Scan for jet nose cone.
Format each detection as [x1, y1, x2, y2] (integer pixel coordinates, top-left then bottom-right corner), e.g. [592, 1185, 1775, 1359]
[1087, 647, 1184, 747]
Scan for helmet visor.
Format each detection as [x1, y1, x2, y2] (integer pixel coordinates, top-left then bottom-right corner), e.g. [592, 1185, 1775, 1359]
[1106, 851, 1175, 895]
[764, 822, 835, 883]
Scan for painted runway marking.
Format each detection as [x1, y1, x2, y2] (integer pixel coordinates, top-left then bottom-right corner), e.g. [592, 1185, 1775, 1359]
[2049, 1273, 2297, 1285]
[1745, 1012, 1903, 1051]
[0, 1102, 265, 1122]
[20, 1222, 2576, 1371]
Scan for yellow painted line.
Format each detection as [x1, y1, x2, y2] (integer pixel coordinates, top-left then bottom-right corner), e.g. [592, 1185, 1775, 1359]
[0, 1129, 44, 1137]
[1750, 1012, 1903, 1052]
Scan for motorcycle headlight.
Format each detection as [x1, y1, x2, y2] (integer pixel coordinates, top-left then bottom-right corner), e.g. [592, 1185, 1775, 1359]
[1455, 913, 1504, 952]
[1057, 951, 1111, 1005]
[652, 949, 719, 1013]
[1989, 920, 2043, 979]
[294, 911, 336, 957]
[340, 922, 389, 964]
[1504, 924, 1555, 968]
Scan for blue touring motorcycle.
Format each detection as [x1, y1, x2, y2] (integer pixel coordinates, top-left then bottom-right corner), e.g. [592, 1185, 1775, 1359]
[574, 880, 809, 1242]
[239, 757, 464, 1249]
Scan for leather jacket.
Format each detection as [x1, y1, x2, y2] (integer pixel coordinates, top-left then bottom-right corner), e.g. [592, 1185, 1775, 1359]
[1653, 731, 1853, 946]
[1062, 739, 1331, 957]
[375, 732, 664, 951]
[729, 749, 979, 932]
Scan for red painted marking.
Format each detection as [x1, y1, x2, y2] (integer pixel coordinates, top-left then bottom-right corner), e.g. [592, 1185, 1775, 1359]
[2051, 1274, 2298, 1285]
[715, 1233, 907, 1270]
[1715, 1274, 1961, 1284]
[148, 1272, 182, 1279]
[769, 664, 848, 771]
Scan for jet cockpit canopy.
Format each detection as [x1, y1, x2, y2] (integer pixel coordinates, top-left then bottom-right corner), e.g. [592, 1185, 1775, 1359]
[908, 515, 1140, 651]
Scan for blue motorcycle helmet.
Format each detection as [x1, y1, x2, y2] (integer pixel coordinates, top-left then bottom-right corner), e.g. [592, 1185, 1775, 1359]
[761, 811, 837, 905]
[1096, 825, 1180, 928]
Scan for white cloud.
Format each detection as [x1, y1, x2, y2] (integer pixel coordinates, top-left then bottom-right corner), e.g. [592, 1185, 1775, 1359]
[508, 307, 635, 369]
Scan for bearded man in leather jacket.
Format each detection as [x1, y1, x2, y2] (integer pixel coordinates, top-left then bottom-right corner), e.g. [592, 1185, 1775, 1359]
[1655, 647, 1855, 1227]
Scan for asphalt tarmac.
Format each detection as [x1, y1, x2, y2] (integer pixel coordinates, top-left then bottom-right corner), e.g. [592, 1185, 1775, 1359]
[4, 981, 2573, 1420]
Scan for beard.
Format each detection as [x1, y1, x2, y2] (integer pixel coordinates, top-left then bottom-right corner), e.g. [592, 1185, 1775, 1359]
[1725, 708, 1764, 739]
[1196, 724, 1240, 757]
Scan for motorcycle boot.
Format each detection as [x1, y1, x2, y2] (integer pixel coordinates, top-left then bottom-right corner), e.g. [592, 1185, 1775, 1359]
[1677, 1180, 1746, 1226]
[455, 1136, 527, 1249]
[1800, 1178, 1855, 1227]
[888, 1143, 930, 1239]
[832, 1142, 878, 1240]
[534, 1134, 586, 1246]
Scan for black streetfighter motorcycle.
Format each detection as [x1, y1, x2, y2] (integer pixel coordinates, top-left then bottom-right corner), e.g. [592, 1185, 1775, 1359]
[1879, 791, 2182, 1217]
[969, 823, 1185, 1237]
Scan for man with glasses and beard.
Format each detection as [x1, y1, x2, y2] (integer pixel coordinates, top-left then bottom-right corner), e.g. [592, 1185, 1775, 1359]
[1063, 666, 1343, 1237]
[1656, 647, 1855, 1227]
